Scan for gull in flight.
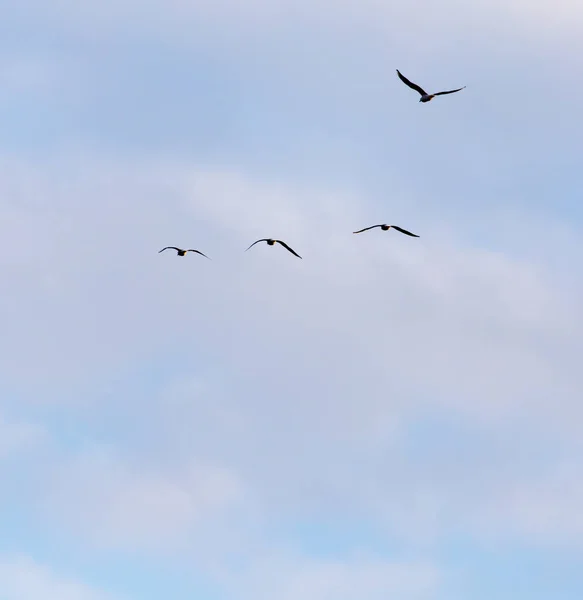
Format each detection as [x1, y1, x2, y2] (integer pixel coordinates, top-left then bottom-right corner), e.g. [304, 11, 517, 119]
[396, 69, 465, 103]
[245, 238, 302, 259]
[353, 224, 419, 237]
[158, 246, 211, 259]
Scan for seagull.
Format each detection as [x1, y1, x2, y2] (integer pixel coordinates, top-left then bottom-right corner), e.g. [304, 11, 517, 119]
[353, 224, 419, 237]
[396, 69, 465, 103]
[158, 246, 210, 259]
[245, 238, 302, 259]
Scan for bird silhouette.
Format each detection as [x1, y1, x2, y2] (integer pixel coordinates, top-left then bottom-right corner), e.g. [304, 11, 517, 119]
[353, 224, 419, 237]
[245, 238, 302, 259]
[158, 246, 211, 259]
[396, 69, 465, 103]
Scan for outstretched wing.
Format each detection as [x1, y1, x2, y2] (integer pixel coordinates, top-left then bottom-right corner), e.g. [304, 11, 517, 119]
[434, 86, 466, 96]
[187, 249, 211, 259]
[245, 239, 269, 252]
[275, 240, 302, 259]
[396, 70, 427, 96]
[353, 224, 383, 234]
[159, 246, 181, 253]
[391, 225, 419, 238]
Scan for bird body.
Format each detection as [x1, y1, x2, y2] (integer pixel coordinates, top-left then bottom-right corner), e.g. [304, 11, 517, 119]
[353, 224, 419, 237]
[158, 246, 210, 259]
[396, 69, 465, 103]
[245, 238, 302, 258]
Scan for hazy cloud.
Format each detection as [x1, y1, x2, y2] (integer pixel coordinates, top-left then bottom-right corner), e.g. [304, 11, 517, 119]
[0, 155, 579, 562]
[231, 554, 441, 600]
[0, 555, 120, 600]
[45, 445, 244, 551]
[2, 0, 583, 595]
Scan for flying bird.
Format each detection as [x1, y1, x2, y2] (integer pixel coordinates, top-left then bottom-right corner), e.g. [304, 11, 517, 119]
[158, 246, 210, 259]
[245, 238, 302, 259]
[396, 69, 465, 103]
[353, 224, 419, 237]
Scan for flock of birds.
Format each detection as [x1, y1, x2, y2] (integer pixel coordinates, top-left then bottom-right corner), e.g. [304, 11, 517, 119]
[159, 69, 465, 262]
[159, 224, 419, 261]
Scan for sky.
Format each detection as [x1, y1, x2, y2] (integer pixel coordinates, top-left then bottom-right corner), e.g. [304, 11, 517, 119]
[1, 0, 583, 598]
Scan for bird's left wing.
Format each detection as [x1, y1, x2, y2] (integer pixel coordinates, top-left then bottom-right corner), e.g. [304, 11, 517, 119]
[391, 226, 420, 237]
[187, 249, 211, 259]
[275, 240, 302, 258]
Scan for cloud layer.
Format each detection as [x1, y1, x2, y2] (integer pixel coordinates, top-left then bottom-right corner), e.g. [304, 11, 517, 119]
[2, 0, 583, 597]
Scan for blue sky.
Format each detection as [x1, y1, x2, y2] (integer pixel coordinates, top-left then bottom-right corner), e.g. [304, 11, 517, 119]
[1, 0, 583, 598]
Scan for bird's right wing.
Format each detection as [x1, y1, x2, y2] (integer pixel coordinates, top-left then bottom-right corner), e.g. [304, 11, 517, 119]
[353, 225, 382, 234]
[159, 246, 180, 253]
[434, 86, 466, 96]
[245, 239, 268, 251]
[396, 70, 428, 96]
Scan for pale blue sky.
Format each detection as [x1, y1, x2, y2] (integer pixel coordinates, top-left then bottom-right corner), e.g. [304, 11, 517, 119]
[1, 1, 583, 599]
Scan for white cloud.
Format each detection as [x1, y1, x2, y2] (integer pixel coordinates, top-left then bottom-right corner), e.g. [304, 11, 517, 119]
[231, 554, 441, 600]
[0, 415, 45, 460]
[0, 56, 57, 93]
[177, 165, 582, 423]
[6, 0, 583, 53]
[0, 555, 119, 600]
[477, 460, 583, 546]
[45, 445, 245, 551]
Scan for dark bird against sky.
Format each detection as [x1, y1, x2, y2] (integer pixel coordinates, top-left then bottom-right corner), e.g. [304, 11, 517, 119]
[396, 69, 465, 103]
[353, 224, 420, 237]
[245, 238, 302, 258]
[158, 246, 211, 258]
